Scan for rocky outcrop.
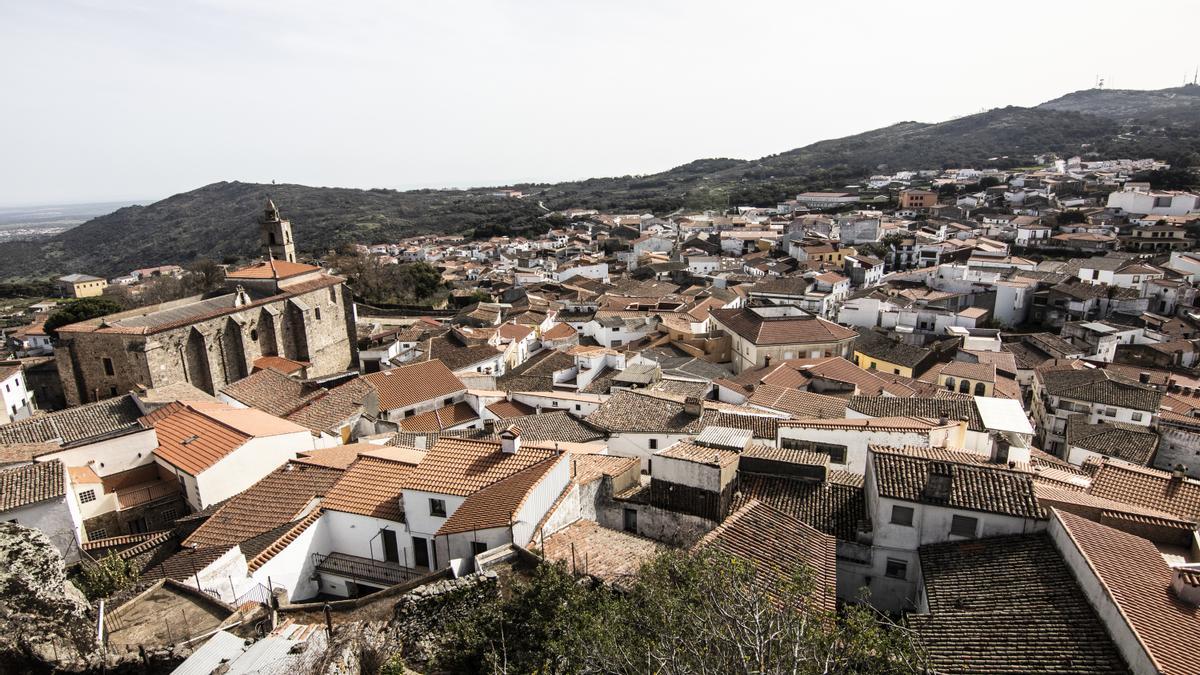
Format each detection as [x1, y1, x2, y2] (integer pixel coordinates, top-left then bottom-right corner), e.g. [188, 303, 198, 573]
[0, 523, 94, 672]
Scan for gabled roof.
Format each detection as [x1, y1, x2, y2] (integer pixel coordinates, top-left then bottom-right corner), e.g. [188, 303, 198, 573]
[363, 360, 466, 412]
[1065, 415, 1158, 466]
[911, 533, 1129, 675]
[224, 259, 320, 280]
[220, 369, 323, 418]
[848, 396, 984, 431]
[748, 385, 848, 419]
[402, 437, 557, 497]
[145, 402, 308, 475]
[436, 456, 562, 535]
[709, 307, 857, 346]
[0, 394, 142, 448]
[183, 460, 343, 549]
[733, 473, 864, 542]
[397, 401, 480, 433]
[1039, 367, 1162, 412]
[695, 499, 837, 611]
[869, 445, 1043, 519]
[1086, 459, 1200, 523]
[0, 459, 65, 511]
[322, 456, 416, 522]
[1054, 509, 1200, 675]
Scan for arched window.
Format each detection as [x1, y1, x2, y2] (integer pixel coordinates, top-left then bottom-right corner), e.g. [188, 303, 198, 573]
[945, 377, 956, 391]
[959, 379, 971, 394]
[974, 382, 986, 396]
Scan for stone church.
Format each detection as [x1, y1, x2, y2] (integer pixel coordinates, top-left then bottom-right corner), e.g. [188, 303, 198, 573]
[55, 201, 357, 406]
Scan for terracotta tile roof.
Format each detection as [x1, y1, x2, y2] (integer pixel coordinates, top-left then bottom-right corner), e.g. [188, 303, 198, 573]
[940, 360, 996, 383]
[541, 322, 577, 340]
[252, 355, 307, 376]
[742, 444, 830, 468]
[247, 509, 324, 572]
[1086, 459, 1200, 523]
[911, 533, 1129, 674]
[1054, 509, 1200, 675]
[402, 437, 557, 497]
[322, 456, 415, 522]
[397, 401, 480, 433]
[540, 520, 667, 587]
[853, 330, 933, 369]
[485, 399, 535, 419]
[363, 360, 465, 412]
[789, 356, 913, 397]
[497, 322, 534, 341]
[1039, 367, 1162, 412]
[0, 394, 142, 447]
[1065, 415, 1158, 466]
[778, 415, 944, 432]
[571, 454, 638, 484]
[294, 444, 366, 470]
[0, 459, 65, 510]
[225, 259, 320, 280]
[709, 307, 857, 346]
[848, 396, 985, 431]
[285, 377, 374, 434]
[182, 461, 343, 549]
[147, 404, 251, 475]
[869, 446, 1043, 519]
[436, 456, 563, 535]
[748, 385, 847, 418]
[68, 464, 102, 484]
[656, 441, 739, 467]
[502, 411, 603, 444]
[220, 368, 322, 417]
[695, 500, 837, 611]
[423, 334, 504, 371]
[734, 473, 864, 541]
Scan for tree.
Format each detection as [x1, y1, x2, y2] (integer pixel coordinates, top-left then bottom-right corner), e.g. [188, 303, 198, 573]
[328, 249, 446, 305]
[44, 297, 124, 338]
[77, 553, 139, 600]
[431, 549, 926, 674]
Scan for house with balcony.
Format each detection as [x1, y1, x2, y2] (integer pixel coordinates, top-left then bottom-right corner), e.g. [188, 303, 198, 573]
[1030, 364, 1162, 458]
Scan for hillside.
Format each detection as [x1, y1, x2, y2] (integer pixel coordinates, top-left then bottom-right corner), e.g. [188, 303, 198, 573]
[5, 86, 1200, 281]
[1037, 84, 1200, 125]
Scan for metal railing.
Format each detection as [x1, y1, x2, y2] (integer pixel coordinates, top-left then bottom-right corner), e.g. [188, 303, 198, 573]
[116, 481, 180, 510]
[312, 551, 422, 587]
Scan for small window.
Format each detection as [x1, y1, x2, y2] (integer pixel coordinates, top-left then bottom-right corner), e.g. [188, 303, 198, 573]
[87, 528, 107, 540]
[78, 489, 97, 504]
[623, 508, 638, 533]
[648, 438, 658, 450]
[159, 508, 178, 521]
[404, 409, 415, 417]
[575, 404, 581, 411]
[314, 307, 322, 321]
[890, 505, 914, 527]
[328, 286, 337, 304]
[471, 541, 488, 556]
[885, 558, 907, 579]
[429, 498, 447, 517]
[443, 397, 454, 406]
[1132, 412, 1144, 422]
[950, 515, 978, 538]
[109, 386, 118, 397]
[102, 357, 115, 376]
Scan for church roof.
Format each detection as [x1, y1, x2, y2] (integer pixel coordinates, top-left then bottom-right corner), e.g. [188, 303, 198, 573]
[225, 259, 320, 280]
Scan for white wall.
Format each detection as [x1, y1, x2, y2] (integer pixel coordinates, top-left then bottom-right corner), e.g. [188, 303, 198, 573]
[512, 457, 571, 545]
[39, 428, 159, 477]
[3, 496, 81, 563]
[251, 516, 329, 602]
[512, 392, 604, 415]
[322, 509, 414, 568]
[194, 431, 315, 509]
[608, 433, 690, 472]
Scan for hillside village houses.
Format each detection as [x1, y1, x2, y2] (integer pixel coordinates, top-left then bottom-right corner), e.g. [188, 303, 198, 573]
[5, 158, 1200, 673]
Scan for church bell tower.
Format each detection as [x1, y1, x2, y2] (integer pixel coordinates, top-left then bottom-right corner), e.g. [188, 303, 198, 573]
[260, 198, 296, 263]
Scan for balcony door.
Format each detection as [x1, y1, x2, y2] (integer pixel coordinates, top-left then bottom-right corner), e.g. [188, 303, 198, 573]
[380, 529, 399, 564]
[412, 536, 430, 568]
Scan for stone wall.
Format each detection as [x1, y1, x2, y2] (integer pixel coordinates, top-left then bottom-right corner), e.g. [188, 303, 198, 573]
[58, 282, 356, 405]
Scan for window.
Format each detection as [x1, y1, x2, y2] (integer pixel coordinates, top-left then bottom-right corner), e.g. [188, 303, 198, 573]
[429, 498, 447, 517]
[328, 286, 337, 304]
[648, 438, 658, 450]
[471, 540, 489, 556]
[314, 307, 322, 321]
[974, 382, 986, 396]
[894, 368, 901, 375]
[950, 515, 978, 538]
[1132, 412, 1144, 422]
[177, 473, 186, 489]
[443, 397, 454, 406]
[575, 404, 581, 411]
[87, 528, 107, 540]
[101, 357, 115, 376]
[159, 508, 178, 521]
[109, 387, 118, 397]
[1104, 408, 1116, 417]
[250, 329, 259, 341]
[885, 558, 907, 579]
[890, 505, 914, 527]
[78, 489, 96, 504]
[404, 409, 415, 417]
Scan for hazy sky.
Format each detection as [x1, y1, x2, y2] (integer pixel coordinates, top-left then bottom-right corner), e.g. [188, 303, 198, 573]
[3, 0, 1199, 206]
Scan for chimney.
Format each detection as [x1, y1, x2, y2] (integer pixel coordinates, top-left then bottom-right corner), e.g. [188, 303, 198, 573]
[763, 355, 772, 368]
[923, 462, 953, 502]
[683, 396, 702, 417]
[1171, 565, 1200, 607]
[500, 425, 521, 454]
[938, 410, 949, 426]
[1172, 464, 1187, 480]
[1139, 372, 1151, 384]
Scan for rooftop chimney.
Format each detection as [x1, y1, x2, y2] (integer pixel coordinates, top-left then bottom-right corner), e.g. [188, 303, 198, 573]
[683, 396, 703, 417]
[923, 462, 953, 502]
[1172, 464, 1187, 480]
[1171, 565, 1200, 606]
[763, 355, 772, 368]
[500, 425, 521, 454]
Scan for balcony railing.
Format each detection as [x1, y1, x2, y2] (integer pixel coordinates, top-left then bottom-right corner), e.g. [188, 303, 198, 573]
[116, 481, 181, 510]
[313, 551, 425, 588]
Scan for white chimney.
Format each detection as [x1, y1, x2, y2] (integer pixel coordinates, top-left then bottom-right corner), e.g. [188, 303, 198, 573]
[501, 425, 521, 454]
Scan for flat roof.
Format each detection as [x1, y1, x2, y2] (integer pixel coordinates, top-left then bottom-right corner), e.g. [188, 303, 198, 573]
[974, 397, 1034, 436]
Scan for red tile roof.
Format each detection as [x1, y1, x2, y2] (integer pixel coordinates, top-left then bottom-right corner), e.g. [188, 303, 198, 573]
[322, 456, 415, 522]
[363, 360, 466, 412]
[710, 308, 857, 346]
[436, 456, 563, 535]
[225, 259, 320, 280]
[397, 401, 479, 433]
[402, 437, 557, 497]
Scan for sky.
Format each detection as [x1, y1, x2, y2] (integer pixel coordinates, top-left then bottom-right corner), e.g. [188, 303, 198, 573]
[2, 1, 1199, 206]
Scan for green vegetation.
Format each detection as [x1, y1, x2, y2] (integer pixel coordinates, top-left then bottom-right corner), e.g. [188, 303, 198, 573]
[330, 249, 446, 305]
[429, 550, 925, 674]
[43, 297, 124, 338]
[77, 553, 139, 601]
